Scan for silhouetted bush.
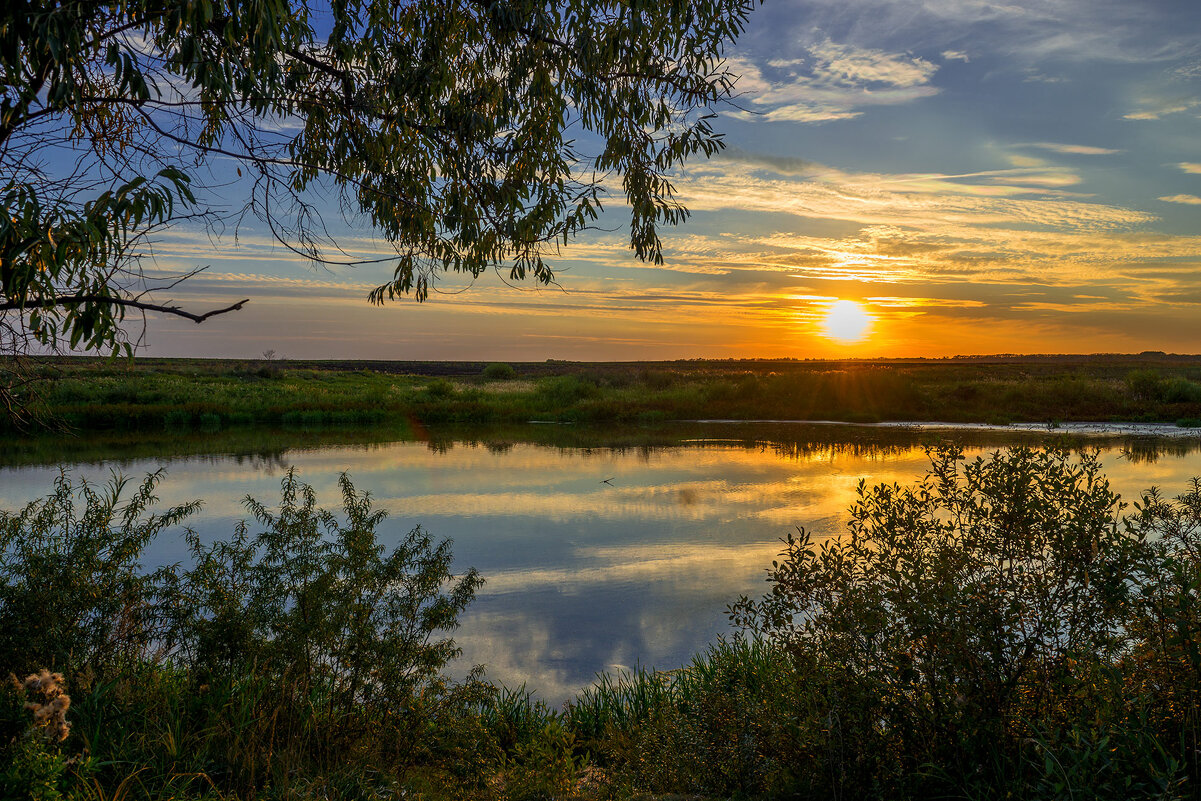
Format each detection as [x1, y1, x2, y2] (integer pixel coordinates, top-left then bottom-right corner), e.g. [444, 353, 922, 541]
[1164, 377, 1201, 403]
[0, 471, 199, 677]
[0, 471, 489, 799]
[725, 446, 1196, 799]
[482, 362, 518, 380]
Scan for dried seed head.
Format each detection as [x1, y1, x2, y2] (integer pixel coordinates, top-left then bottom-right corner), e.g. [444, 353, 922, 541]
[19, 668, 72, 744]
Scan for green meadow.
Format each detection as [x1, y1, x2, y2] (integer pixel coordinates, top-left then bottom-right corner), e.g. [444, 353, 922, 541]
[9, 353, 1201, 434]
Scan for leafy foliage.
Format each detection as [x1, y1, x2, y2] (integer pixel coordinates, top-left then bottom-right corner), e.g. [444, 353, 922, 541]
[0, 0, 759, 390]
[0, 470, 200, 676]
[5, 449, 1201, 800]
[0, 468, 490, 798]
[160, 469, 482, 711]
[724, 446, 1198, 799]
[1124, 478, 1201, 791]
[482, 362, 518, 381]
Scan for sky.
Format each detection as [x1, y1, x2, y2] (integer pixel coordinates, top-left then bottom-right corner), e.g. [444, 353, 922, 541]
[143, 0, 1201, 360]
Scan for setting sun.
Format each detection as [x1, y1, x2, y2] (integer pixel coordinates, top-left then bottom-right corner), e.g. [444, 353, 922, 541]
[821, 300, 873, 343]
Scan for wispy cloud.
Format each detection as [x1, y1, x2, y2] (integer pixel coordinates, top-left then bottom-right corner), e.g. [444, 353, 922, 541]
[1159, 194, 1201, 205]
[1020, 142, 1121, 156]
[807, 40, 936, 87]
[749, 0, 1195, 67]
[728, 40, 939, 123]
[682, 157, 1151, 234]
[1123, 99, 1201, 121]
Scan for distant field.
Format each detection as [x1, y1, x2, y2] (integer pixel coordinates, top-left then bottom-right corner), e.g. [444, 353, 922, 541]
[7, 353, 1201, 433]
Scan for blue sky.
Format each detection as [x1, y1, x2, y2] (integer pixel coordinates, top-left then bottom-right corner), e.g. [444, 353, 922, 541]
[145, 0, 1201, 360]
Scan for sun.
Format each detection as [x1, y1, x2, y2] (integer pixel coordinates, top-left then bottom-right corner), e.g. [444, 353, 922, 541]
[821, 300, 873, 343]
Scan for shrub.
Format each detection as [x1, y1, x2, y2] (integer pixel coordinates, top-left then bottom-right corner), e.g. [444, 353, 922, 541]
[0, 469, 487, 798]
[159, 470, 483, 714]
[536, 375, 598, 409]
[482, 362, 518, 381]
[729, 447, 1151, 798]
[1127, 369, 1165, 401]
[1123, 478, 1201, 788]
[0, 471, 200, 678]
[423, 378, 456, 399]
[1164, 377, 1201, 404]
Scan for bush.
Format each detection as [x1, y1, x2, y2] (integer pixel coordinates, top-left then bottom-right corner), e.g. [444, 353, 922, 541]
[1164, 377, 1201, 404]
[0, 471, 200, 678]
[482, 363, 518, 381]
[1127, 369, 1165, 401]
[0, 470, 488, 798]
[423, 378, 456, 399]
[159, 470, 483, 713]
[1123, 478, 1201, 790]
[729, 447, 1177, 799]
[536, 375, 598, 410]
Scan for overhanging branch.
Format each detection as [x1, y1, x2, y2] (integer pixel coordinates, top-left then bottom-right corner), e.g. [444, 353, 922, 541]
[0, 296, 250, 323]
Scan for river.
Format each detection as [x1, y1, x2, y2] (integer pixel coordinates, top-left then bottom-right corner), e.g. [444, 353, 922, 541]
[3, 422, 1199, 704]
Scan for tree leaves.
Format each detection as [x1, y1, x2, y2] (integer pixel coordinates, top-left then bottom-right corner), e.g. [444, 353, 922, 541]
[2, 0, 758, 321]
[1, 169, 195, 353]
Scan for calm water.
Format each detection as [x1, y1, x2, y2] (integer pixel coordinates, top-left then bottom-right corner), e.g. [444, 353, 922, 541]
[3, 425, 1201, 704]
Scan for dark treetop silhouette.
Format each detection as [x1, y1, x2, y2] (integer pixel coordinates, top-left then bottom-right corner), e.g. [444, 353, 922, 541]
[0, 0, 759, 419]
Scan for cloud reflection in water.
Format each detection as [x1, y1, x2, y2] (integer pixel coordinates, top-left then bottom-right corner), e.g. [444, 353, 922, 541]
[3, 436, 1201, 705]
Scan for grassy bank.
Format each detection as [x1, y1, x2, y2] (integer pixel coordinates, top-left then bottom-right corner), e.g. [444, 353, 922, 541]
[8, 353, 1201, 434]
[3, 450, 1201, 800]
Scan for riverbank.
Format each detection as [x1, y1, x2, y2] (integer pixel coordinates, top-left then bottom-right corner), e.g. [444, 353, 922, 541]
[7, 353, 1201, 433]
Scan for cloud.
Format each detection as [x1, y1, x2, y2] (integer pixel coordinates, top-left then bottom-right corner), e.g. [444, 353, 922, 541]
[712, 147, 822, 177]
[1178, 163, 1201, 174]
[736, 0, 1197, 83]
[807, 40, 937, 88]
[1021, 142, 1121, 156]
[727, 40, 939, 124]
[682, 158, 1149, 235]
[645, 154, 1201, 313]
[941, 50, 970, 62]
[1159, 194, 1201, 205]
[146, 150, 1196, 340]
[1123, 100, 1200, 121]
[758, 106, 863, 123]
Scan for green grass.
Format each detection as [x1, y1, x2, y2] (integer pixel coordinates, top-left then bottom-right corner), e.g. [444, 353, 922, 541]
[9, 354, 1201, 435]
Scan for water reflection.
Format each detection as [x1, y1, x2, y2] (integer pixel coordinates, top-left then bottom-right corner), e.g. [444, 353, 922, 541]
[2, 424, 1201, 705]
[1119, 438, 1201, 464]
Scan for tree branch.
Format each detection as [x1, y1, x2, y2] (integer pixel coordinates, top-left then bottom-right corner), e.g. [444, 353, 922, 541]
[0, 296, 250, 323]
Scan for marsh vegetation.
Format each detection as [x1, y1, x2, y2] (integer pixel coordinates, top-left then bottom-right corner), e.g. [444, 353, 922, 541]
[9, 355, 1201, 434]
